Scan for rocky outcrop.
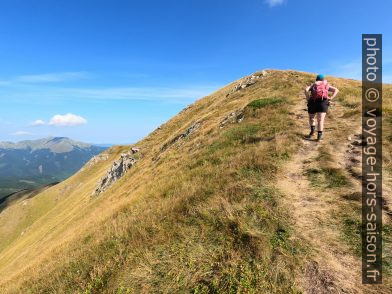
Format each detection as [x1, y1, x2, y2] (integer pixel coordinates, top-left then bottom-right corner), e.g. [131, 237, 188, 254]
[230, 70, 267, 94]
[219, 110, 244, 128]
[160, 122, 201, 152]
[345, 134, 363, 180]
[93, 148, 140, 196]
[81, 153, 110, 171]
[131, 147, 140, 153]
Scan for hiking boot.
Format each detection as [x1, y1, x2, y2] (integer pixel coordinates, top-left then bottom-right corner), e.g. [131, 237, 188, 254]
[305, 126, 316, 140]
[305, 131, 315, 140]
[317, 132, 324, 141]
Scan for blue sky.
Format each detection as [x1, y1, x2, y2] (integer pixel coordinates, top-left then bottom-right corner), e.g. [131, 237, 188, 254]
[0, 0, 391, 144]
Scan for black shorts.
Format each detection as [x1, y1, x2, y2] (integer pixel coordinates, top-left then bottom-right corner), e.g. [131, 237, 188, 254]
[307, 99, 329, 114]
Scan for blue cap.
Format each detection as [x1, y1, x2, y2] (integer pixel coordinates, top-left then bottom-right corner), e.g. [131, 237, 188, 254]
[316, 74, 325, 81]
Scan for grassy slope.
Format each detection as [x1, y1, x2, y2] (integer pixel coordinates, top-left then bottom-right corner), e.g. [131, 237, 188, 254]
[0, 70, 390, 293]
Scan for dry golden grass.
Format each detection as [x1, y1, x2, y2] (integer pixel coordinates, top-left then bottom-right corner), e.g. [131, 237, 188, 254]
[0, 70, 390, 293]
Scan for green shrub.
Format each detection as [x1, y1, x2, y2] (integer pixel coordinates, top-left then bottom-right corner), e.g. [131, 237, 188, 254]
[224, 124, 261, 142]
[247, 98, 285, 109]
[341, 217, 361, 256]
[306, 168, 350, 188]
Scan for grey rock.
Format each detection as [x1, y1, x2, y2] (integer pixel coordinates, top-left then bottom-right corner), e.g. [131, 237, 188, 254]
[352, 140, 363, 146]
[82, 153, 109, 171]
[93, 149, 138, 196]
[160, 122, 201, 152]
[231, 72, 267, 94]
[131, 147, 140, 154]
[219, 110, 245, 128]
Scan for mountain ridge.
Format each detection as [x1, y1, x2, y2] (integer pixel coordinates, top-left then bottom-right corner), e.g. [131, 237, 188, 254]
[0, 136, 93, 153]
[0, 70, 391, 293]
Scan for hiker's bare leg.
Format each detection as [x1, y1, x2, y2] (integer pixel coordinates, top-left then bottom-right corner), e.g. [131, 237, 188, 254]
[305, 113, 317, 139]
[317, 112, 326, 132]
[309, 113, 316, 128]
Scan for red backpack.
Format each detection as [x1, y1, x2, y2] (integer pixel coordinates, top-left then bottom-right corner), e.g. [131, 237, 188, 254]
[311, 80, 329, 99]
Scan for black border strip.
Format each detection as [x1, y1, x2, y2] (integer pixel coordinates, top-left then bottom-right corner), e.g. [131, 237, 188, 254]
[362, 34, 382, 284]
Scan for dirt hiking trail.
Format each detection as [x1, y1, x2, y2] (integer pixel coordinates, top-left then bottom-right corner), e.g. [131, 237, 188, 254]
[278, 93, 391, 294]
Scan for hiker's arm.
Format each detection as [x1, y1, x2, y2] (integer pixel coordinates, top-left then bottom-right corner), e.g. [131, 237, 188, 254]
[304, 86, 311, 100]
[328, 86, 339, 100]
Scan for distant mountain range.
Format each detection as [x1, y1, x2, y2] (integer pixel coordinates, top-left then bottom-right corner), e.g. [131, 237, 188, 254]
[0, 137, 107, 198]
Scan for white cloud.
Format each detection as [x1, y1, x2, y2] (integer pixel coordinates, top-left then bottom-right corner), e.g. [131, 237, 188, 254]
[265, 0, 285, 7]
[48, 113, 87, 127]
[29, 119, 46, 126]
[16, 72, 88, 83]
[12, 131, 31, 136]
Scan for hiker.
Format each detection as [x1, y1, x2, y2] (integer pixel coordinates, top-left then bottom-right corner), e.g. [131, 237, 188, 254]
[304, 74, 339, 141]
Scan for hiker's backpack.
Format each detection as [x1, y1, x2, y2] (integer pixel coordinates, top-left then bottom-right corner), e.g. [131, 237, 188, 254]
[311, 80, 329, 99]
